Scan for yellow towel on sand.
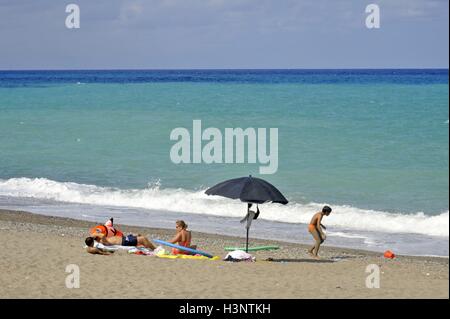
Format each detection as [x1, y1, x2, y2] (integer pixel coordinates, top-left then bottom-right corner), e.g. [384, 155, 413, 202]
[156, 254, 220, 260]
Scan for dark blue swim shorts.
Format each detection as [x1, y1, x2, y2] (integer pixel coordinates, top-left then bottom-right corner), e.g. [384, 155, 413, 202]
[122, 234, 138, 246]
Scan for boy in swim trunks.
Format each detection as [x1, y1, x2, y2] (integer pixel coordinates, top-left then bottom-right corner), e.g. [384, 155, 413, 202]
[307, 206, 332, 259]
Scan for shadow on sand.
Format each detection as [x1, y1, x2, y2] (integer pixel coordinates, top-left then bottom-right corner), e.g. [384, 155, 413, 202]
[264, 255, 357, 263]
[264, 258, 335, 263]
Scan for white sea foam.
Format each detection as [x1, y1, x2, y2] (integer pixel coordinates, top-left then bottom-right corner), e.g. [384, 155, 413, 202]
[0, 177, 448, 237]
[326, 232, 368, 239]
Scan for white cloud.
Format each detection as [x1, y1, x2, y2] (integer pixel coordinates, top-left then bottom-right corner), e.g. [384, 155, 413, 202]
[378, 0, 448, 19]
[118, 1, 144, 24]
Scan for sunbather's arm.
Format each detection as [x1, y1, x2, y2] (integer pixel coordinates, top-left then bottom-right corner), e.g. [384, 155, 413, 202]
[86, 247, 112, 255]
[169, 232, 182, 244]
[316, 215, 325, 237]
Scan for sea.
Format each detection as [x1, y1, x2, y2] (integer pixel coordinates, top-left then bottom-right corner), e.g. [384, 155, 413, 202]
[0, 69, 448, 256]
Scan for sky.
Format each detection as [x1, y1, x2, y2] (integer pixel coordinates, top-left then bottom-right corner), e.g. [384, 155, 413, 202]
[0, 0, 448, 69]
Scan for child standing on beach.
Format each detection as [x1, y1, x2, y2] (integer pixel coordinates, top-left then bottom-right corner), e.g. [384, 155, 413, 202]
[308, 206, 332, 259]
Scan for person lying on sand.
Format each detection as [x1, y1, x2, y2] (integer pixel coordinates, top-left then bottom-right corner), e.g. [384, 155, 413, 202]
[84, 237, 115, 255]
[169, 220, 197, 254]
[85, 232, 156, 255]
[307, 206, 332, 259]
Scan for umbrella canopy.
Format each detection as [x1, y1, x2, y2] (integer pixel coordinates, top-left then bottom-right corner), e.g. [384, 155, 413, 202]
[205, 175, 288, 205]
[205, 175, 288, 252]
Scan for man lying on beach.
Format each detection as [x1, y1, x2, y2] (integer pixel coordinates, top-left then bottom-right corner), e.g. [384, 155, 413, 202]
[307, 206, 332, 259]
[85, 232, 156, 255]
[84, 237, 115, 255]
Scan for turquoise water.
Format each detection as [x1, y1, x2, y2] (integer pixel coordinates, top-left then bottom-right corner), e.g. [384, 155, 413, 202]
[0, 70, 448, 255]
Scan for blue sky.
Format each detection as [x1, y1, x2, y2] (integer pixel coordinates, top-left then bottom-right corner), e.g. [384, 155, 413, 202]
[0, 0, 448, 69]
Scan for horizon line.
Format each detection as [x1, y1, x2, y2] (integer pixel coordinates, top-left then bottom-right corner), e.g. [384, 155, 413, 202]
[0, 67, 449, 72]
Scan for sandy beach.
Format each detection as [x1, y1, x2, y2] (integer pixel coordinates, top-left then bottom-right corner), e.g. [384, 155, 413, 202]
[0, 209, 447, 299]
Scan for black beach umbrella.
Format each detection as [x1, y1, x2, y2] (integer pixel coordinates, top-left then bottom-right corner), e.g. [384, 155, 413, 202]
[205, 175, 288, 252]
[205, 175, 288, 204]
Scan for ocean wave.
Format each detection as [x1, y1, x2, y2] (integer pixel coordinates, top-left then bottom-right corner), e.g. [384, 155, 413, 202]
[0, 177, 448, 237]
[326, 232, 368, 239]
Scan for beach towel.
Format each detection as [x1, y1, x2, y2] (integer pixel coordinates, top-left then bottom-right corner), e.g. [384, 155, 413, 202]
[157, 254, 220, 260]
[151, 246, 219, 260]
[240, 210, 258, 229]
[84, 241, 154, 254]
[127, 247, 155, 256]
[223, 250, 255, 262]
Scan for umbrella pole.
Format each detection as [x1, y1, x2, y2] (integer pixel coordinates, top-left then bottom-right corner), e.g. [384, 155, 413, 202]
[246, 227, 249, 253]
